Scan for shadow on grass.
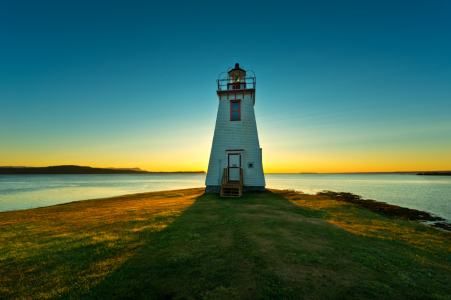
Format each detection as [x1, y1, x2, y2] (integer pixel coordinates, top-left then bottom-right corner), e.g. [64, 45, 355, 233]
[55, 191, 250, 299]
[50, 190, 451, 300]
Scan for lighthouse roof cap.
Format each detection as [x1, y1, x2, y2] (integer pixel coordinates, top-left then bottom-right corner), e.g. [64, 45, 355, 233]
[228, 63, 246, 73]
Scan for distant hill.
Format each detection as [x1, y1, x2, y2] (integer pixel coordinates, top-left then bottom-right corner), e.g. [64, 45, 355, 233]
[0, 165, 205, 174]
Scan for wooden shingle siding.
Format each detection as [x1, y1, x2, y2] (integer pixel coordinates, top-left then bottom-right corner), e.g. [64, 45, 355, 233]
[205, 91, 265, 188]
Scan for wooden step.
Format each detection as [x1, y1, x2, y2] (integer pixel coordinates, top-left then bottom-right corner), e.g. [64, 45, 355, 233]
[221, 187, 241, 197]
[220, 168, 243, 197]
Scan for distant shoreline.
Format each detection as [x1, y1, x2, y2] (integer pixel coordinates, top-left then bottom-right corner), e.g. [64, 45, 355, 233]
[0, 165, 205, 175]
[417, 172, 451, 176]
[1, 166, 449, 175]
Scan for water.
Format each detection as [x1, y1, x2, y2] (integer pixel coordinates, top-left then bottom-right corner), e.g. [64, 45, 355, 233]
[0, 173, 450, 222]
[0, 174, 206, 212]
[265, 173, 451, 222]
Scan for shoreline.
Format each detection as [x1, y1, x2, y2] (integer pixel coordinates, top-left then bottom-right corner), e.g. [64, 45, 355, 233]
[1, 187, 450, 232]
[318, 190, 451, 231]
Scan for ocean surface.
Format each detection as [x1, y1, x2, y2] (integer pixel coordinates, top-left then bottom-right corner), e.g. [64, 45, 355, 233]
[0, 173, 450, 222]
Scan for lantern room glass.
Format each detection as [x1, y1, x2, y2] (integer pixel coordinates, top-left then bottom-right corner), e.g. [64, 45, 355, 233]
[229, 69, 245, 83]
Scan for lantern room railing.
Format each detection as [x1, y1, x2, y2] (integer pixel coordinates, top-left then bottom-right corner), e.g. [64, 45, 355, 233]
[216, 74, 256, 91]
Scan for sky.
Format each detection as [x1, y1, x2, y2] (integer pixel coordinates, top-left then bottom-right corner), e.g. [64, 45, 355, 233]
[1, 0, 450, 173]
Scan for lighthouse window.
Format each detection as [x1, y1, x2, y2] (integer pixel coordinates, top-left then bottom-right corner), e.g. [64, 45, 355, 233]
[230, 100, 241, 121]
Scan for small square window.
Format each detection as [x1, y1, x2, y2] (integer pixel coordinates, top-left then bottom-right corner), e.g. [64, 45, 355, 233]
[248, 163, 253, 168]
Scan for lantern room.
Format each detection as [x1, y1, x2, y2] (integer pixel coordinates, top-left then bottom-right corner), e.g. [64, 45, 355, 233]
[216, 63, 256, 92]
[228, 63, 246, 90]
[227, 63, 246, 90]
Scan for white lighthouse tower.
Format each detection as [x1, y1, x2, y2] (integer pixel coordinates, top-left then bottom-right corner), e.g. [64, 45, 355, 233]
[205, 63, 265, 196]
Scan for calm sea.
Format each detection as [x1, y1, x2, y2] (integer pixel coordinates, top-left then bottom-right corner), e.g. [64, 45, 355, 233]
[0, 173, 450, 222]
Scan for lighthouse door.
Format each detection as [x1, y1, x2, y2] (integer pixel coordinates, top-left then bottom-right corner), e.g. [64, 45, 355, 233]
[228, 154, 241, 182]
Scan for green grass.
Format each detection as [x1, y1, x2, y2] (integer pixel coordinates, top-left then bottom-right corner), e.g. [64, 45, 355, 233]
[1, 188, 450, 299]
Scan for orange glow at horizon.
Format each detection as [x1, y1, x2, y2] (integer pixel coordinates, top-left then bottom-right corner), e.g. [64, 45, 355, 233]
[1, 114, 450, 174]
[2, 142, 450, 173]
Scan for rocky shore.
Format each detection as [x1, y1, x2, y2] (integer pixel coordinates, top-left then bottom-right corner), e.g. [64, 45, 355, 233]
[317, 191, 451, 231]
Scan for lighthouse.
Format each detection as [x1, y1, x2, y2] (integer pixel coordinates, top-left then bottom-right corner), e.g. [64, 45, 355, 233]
[205, 63, 265, 196]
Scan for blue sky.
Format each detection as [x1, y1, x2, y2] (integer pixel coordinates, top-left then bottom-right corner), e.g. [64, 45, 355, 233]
[1, 0, 450, 172]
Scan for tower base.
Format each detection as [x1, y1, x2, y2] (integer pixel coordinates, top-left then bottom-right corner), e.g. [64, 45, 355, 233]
[205, 185, 265, 194]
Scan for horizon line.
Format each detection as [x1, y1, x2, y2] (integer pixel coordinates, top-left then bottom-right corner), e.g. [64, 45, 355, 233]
[1, 165, 450, 174]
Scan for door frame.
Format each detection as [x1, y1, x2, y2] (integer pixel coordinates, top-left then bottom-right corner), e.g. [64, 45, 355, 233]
[228, 153, 241, 182]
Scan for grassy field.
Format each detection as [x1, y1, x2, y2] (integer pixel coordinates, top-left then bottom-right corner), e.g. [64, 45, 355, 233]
[0, 188, 450, 299]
